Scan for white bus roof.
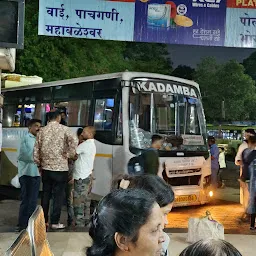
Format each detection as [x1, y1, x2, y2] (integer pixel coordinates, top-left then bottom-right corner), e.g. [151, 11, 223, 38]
[122, 72, 200, 91]
[2, 71, 200, 92]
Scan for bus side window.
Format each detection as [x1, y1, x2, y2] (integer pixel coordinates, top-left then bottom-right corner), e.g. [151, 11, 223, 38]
[67, 100, 90, 126]
[116, 100, 123, 143]
[53, 100, 91, 127]
[3, 105, 22, 127]
[22, 103, 50, 127]
[94, 98, 114, 131]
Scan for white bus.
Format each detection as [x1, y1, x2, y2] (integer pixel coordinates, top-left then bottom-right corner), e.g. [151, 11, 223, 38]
[0, 71, 212, 206]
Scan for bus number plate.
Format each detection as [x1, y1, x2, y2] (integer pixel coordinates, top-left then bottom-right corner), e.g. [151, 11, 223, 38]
[175, 195, 197, 203]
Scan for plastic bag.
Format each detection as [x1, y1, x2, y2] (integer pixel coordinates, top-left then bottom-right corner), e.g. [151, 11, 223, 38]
[187, 211, 224, 243]
[11, 174, 21, 188]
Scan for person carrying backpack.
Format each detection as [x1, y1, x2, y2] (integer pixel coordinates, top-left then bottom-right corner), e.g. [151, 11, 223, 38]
[144, 135, 163, 175]
[128, 135, 163, 176]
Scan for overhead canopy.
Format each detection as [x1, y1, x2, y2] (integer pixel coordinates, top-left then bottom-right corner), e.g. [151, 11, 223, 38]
[1, 73, 43, 88]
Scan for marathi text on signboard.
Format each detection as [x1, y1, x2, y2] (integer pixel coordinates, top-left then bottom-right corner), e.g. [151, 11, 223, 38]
[38, 0, 256, 48]
[38, 1, 135, 41]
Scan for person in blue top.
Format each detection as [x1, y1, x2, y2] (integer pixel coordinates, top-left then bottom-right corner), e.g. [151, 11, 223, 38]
[17, 118, 42, 231]
[208, 136, 220, 189]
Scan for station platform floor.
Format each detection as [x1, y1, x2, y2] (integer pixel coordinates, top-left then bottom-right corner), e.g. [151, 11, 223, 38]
[1, 232, 255, 256]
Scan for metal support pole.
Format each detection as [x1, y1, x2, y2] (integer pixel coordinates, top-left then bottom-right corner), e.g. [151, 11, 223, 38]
[222, 100, 225, 120]
[0, 69, 2, 165]
[150, 93, 154, 133]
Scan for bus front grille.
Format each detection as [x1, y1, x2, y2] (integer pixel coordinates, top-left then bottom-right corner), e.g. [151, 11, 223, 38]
[164, 175, 201, 186]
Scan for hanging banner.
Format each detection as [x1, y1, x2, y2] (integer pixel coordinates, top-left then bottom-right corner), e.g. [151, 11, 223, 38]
[225, 0, 256, 48]
[38, 0, 135, 41]
[226, 0, 256, 8]
[38, 0, 256, 48]
[134, 0, 227, 46]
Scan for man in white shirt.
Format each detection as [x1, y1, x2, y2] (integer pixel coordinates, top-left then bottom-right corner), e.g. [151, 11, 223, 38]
[73, 126, 96, 227]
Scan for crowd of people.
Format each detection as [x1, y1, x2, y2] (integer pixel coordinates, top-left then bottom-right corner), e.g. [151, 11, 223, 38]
[15, 109, 244, 254]
[17, 109, 96, 231]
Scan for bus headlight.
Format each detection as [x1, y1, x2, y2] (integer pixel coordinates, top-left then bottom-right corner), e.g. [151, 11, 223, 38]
[209, 191, 213, 197]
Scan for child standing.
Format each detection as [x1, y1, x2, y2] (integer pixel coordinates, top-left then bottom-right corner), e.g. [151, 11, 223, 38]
[218, 147, 226, 189]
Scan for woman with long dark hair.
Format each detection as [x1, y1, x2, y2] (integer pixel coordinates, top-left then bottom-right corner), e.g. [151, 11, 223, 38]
[87, 189, 165, 256]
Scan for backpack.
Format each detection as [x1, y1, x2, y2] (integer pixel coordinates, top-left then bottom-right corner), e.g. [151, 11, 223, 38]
[127, 154, 145, 176]
[127, 148, 156, 176]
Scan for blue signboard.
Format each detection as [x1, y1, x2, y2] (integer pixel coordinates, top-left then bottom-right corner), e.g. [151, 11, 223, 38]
[38, 0, 135, 41]
[38, 0, 256, 48]
[134, 0, 226, 46]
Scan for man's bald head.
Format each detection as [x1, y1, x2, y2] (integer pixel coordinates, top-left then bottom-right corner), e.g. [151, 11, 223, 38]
[82, 126, 96, 139]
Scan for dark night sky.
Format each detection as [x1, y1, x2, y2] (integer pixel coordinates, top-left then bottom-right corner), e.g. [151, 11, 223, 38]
[168, 44, 255, 68]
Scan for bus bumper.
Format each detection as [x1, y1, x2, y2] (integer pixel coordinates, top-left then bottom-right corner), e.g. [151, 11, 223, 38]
[172, 185, 212, 207]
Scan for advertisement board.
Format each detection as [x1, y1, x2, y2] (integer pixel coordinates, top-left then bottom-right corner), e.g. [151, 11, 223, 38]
[225, 0, 256, 48]
[134, 0, 226, 46]
[38, 0, 256, 48]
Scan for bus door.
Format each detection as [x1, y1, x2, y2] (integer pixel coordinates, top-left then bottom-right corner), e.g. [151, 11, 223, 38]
[91, 91, 117, 197]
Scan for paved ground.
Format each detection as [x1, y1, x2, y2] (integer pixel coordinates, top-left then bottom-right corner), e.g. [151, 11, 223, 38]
[166, 187, 256, 235]
[1, 184, 256, 255]
[0, 186, 253, 234]
[1, 232, 255, 256]
[0, 199, 72, 233]
[166, 199, 249, 234]
[0, 162, 250, 234]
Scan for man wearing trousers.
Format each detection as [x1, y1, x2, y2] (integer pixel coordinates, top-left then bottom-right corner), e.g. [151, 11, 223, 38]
[18, 119, 41, 231]
[34, 110, 78, 230]
[208, 136, 219, 189]
[73, 126, 96, 227]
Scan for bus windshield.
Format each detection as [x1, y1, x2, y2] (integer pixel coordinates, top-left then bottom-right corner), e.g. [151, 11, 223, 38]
[129, 86, 207, 152]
